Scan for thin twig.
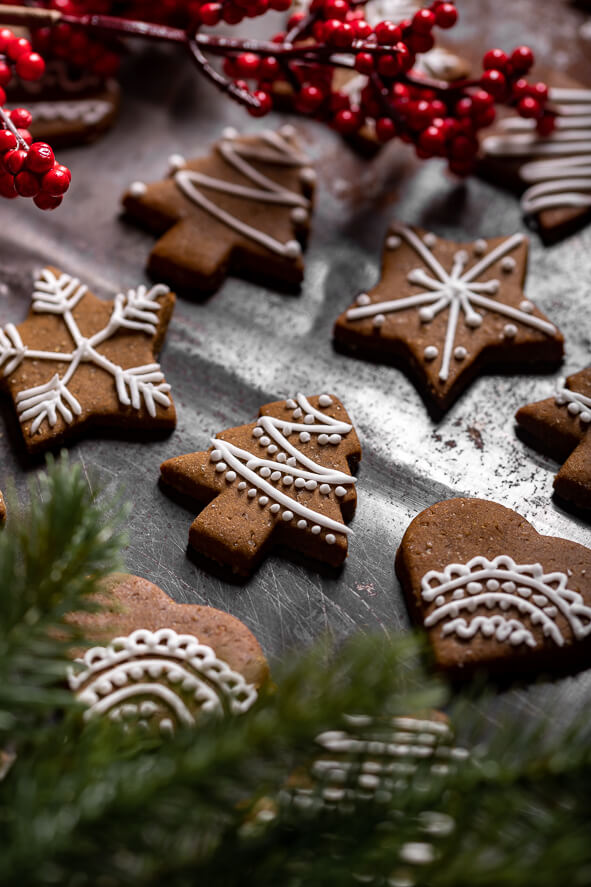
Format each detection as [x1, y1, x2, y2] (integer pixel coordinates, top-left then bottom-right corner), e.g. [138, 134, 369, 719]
[187, 37, 260, 110]
[0, 106, 28, 150]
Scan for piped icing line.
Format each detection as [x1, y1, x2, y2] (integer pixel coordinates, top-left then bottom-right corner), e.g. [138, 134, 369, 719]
[421, 554, 591, 648]
[481, 87, 591, 215]
[346, 225, 555, 383]
[555, 386, 591, 423]
[22, 98, 113, 125]
[0, 269, 172, 433]
[173, 129, 311, 260]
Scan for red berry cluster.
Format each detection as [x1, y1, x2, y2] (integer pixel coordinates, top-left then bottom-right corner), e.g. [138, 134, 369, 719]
[0, 28, 71, 208]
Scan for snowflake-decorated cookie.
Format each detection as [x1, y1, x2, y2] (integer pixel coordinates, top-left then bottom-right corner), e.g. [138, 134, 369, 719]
[66, 573, 268, 734]
[396, 498, 591, 677]
[334, 224, 564, 415]
[160, 393, 361, 575]
[0, 268, 176, 452]
[516, 366, 591, 510]
[122, 127, 316, 295]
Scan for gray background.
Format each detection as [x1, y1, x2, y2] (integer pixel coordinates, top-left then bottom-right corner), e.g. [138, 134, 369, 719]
[1, 0, 590, 718]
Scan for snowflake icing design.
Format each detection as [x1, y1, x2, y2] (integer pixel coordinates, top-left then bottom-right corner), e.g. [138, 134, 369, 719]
[421, 555, 591, 649]
[0, 269, 172, 435]
[346, 225, 557, 383]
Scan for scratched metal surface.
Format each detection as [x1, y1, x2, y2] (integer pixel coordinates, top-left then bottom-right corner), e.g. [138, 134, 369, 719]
[0, 0, 590, 719]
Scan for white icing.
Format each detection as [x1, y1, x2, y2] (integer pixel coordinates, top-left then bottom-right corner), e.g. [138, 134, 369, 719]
[173, 129, 311, 259]
[482, 87, 591, 215]
[555, 386, 591, 423]
[474, 239, 487, 256]
[0, 270, 171, 433]
[503, 323, 518, 338]
[424, 345, 438, 360]
[129, 181, 147, 197]
[68, 627, 258, 732]
[208, 393, 355, 537]
[421, 554, 591, 648]
[6, 97, 113, 125]
[346, 225, 556, 382]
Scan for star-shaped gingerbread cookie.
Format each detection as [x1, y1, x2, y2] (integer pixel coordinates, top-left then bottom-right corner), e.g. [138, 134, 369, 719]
[122, 126, 316, 295]
[334, 224, 564, 415]
[516, 366, 591, 510]
[160, 393, 361, 575]
[0, 268, 176, 453]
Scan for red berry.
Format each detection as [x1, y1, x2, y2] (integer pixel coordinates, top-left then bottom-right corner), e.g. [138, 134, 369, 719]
[15, 170, 40, 198]
[435, 2, 458, 28]
[322, 18, 342, 43]
[396, 43, 414, 72]
[332, 21, 353, 48]
[200, 2, 222, 24]
[0, 87, 5, 105]
[0, 61, 11, 87]
[480, 69, 507, 99]
[419, 124, 445, 155]
[16, 51, 45, 81]
[259, 57, 280, 80]
[9, 108, 33, 129]
[510, 45, 534, 74]
[268, 0, 291, 9]
[324, 0, 348, 21]
[25, 142, 55, 175]
[0, 172, 18, 199]
[375, 116, 396, 141]
[377, 53, 399, 77]
[352, 19, 372, 39]
[7, 37, 31, 62]
[412, 8, 436, 32]
[41, 166, 71, 196]
[235, 53, 260, 77]
[517, 96, 542, 119]
[17, 129, 33, 147]
[0, 28, 14, 53]
[450, 135, 477, 161]
[537, 113, 556, 137]
[455, 97, 473, 117]
[473, 106, 496, 128]
[333, 108, 361, 134]
[0, 129, 18, 153]
[248, 89, 272, 117]
[531, 81, 549, 103]
[374, 21, 400, 44]
[355, 52, 374, 74]
[512, 78, 530, 99]
[408, 99, 432, 130]
[430, 99, 447, 117]
[34, 192, 63, 211]
[482, 48, 508, 71]
[2, 148, 27, 175]
[298, 84, 325, 112]
[407, 31, 434, 53]
[471, 90, 494, 112]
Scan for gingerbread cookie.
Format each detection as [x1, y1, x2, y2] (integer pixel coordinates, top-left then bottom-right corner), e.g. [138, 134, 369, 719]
[516, 366, 591, 510]
[66, 573, 268, 733]
[0, 268, 176, 453]
[160, 393, 361, 574]
[122, 127, 316, 295]
[480, 84, 591, 243]
[334, 224, 563, 415]
[396, 498, 591, 677]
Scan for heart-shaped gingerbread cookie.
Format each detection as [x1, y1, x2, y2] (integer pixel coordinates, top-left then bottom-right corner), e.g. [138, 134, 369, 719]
[66, 573, 269, 733]
[395, 499, 591, 676]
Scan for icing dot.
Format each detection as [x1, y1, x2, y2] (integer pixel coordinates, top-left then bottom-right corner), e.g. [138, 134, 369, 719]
[283, 476, 293, 486]
[326, 534, 336, 545]
[581, 411, 591, 423]
[287, 457, 297, 467]
[248, 488, 257, 498]
[168, 153, 186, 172]
[271, 471, 282, 481]
[129, 180, 147, 197]
[260, 467, 271, 478]
[520, 300, 534, 314]
[329, 434, 341, 445]
[291, 206, 308, 225]
[276, 452, 287, 463]
[555, 391, 567, 405]
[465, 314, 482, 329]
[319, 484, 331, 495]
[318, 434, 329, 445]
[319, 394, 333, 407]
[295, 478, 306, 488]
[454, 346, 467, 361]
[225, 471, 237, 482]
[501, 256, 516, 272]
[486, 579, 500, 591]
[282, 510, 294, 521]
[215, 462, 227, 472]
[373, 314, 385, 328]
[356, 293, 370, 306]
[253, 427, 264, 438]
[503, 323, 518, 339]
[305, 480, 317, 491]
[311, 525, 321, 535]
[259, 496, 269, 506]
[222, 126, 238, 139]
[238, 482, 247, 491]
[280, 123, 296, 138]
[210, 449, 222, 462]
[467, 582, 481, 595]
[408, 269, 423, 284]
[300, 432, 311, 443]
[568, 401, 582, 415]
[284, 240, 302, 259]
[267, 444, 278, 454]
[489, 281, 500, 294]
[160, 719, 175, 736]
[335, 486, 347, 497]
[285, 398, 297, 409]
[300, 167, 316, 185]
[474, 238, 487, 256]
[282, 425, 292, 436]
[270, 503, 280, 514]
[435, 595, 445, 607]
[293, 407, 303, 419]
[419, 307, 434, 323]
[304, 414, 314, 424]
[455, 249, 468, 265]
[386, 234, 401, 249]
[423, 232, 437, 248]
[297, 519, 307, 529]
[259, 436, 271, 447]
[424, 346, 438, 361]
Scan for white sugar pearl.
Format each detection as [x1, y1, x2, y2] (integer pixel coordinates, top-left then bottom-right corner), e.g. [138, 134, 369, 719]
[319, 484, 331, 495]
[295, 478, 306, 488]
[270, 503, 280, 514]
[356, 293, 370, 306]
[329, 434, 341, 445]
[419, 307, 433, 322]
[210, 449, 222, 462]
[287, 457, 297, 467]
[282, 510, 294, 522]
[215, 462, 227, 472]
[465, 314, 482, 329]
[581, 411, 591, 423]
[293, 407, 303, 419]
[568, 402, 582, 415]
[504, 323, 517, 339]
[284, 240, 301, 259]
[222, 126, 238, 140]
[454, 346, 467, 361]
[489, 281, 500, 294]
[285, 398, 297, 409]
[520, 300, 534, 314]
[423, 232, 437, 247]
[291, 207, 308, 225]
[282, 425, 292, 436]
[501, 256, 516, 272]
[253, 427, 264, 438]
[473, 238, 487, 256]
[300, 432, 311, 443]
[259, 436, 270, 446]
[283, 476, 293, 486]
[225, 471, 236, 483]
[260, 467, 271, 478]
[386, 234, 401, 249]
[267, 444, 278, 454]
[326, 534, 336, 545]
[280, 123, 296, 139]
[424, 346, 438, 361]
[373, 314, 385, 328]
[305, 480, 317, 491]
[248, 488, 257, 498]
[129, 180, 147, 197]
[238, 482, 247, 490]
[318, 434, 329, 445]
[274, 453, 286, 464]
[297, 520, 307, 529]
[259, 496, 269, 506]
[311, 525, 321, 535]
[168, 153, 186, 172]
[300, 167, 316, 185]
[271, 471, 281, 481]
[304, 414, 314, 424]
[335, 486, 347, 497]
[319, 394, 333, 407]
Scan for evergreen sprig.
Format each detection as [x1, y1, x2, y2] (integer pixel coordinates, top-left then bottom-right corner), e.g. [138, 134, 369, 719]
[1, 457, 591, 886]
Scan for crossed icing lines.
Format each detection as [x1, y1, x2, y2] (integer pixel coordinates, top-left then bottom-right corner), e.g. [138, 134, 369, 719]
[0, 269, 171, 434]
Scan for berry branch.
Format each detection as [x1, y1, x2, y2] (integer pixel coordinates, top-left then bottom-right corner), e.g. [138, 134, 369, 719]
[0, 0, 553, 207]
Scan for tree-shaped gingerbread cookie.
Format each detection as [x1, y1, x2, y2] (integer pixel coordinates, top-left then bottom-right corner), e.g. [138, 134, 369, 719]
[0, 268, 176, 452]
[516, 367, 591, 510]
[122, 126, 316, 295]
[160, 393, 361, 575]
